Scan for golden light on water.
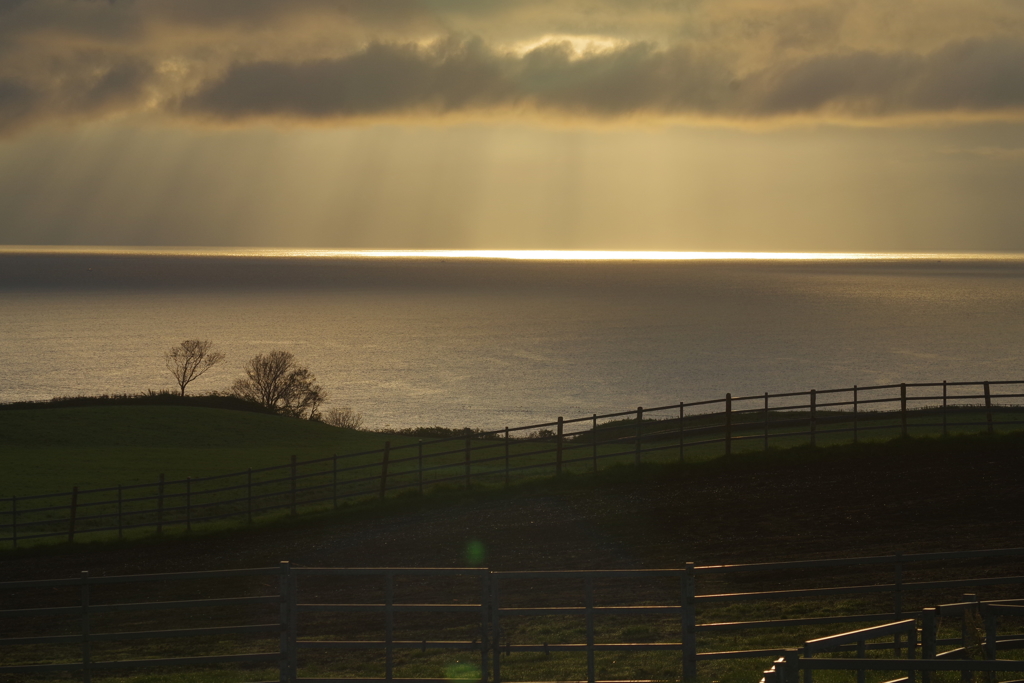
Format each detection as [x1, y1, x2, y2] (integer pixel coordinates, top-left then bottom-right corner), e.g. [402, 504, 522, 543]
[3, 246, 1023, 261]
[343, 250, 1005, 261]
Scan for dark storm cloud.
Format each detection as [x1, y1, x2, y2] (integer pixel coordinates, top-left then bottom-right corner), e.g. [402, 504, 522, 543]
[182, 37, 516, 118]
[0, 58, 154, 134]
[180, 35, 1024, 122]
[0, 79, 37, 126]
[748, 38, 1024, 116]
[2, 0, 1024, 133]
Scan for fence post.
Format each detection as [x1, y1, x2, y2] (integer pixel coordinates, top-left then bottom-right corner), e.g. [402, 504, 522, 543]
[278, 561, 292, 683]
[81, 570, 91, 683]
[962, 594, 979, 683]
[635, 407, 644, 466]
[557, 417, 564, 475]
[853, 385, 859, 444]
[479, 571, 491, 683]
[679, 403, 686, 462]
[68, 486, 79, 543]
[290, 455, 297, 515]
[894, 553, 904, 656]
[585, 575, 596, 683]
[157, 474, 164, 535]
[504, 430, 510, 487]
[763, 393, 769, 451]
[380, 442, 391, 499]
[901, 383, 908, 438]
[419, 441, 425, 494]
[984, 381, 993, 434]
[288, 564, 298, 679]
[465, 438, 472, 489]
[983, 605, 997, 683]
[186, 477, 192, 532]
[724, 394, 732, 456]
[943, 381, 949, 436]
[116, 485, 122, 540]
[333, 455, 339, 508]
[593, 414, 599, 471]
[810, 389, 817, 447]
[780, 650, 800, 683]
[921, 607, 938, 683]
[682, 562, 698, 683]
[491, 574, 503, 683]
[247, 468, 253, 525]
[385, 571, 395, 682]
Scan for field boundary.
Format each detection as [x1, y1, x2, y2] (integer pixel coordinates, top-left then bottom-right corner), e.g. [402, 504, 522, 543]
[3, 379, 1024, 547]
[3, 548, 1024, 682]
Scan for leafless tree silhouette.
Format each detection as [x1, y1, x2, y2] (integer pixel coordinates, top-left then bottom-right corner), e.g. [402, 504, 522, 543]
[322, 406, 364, 430]
[231, 350, 326, 419]
[164, 339, 225, 396]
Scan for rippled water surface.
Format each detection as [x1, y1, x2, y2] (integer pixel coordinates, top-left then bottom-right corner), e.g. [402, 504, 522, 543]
[1, 251, 1022, 429]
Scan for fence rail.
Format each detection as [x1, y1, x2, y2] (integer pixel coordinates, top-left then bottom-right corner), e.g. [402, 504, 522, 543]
[4, 380, 1024, 547]
[761, 595, 1024, 683]
[3, 548, 1024, 682]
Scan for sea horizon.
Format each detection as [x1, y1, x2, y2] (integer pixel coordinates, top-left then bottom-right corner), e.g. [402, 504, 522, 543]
[4, 245, 1024, 261]
[2, 249, 1023, 429]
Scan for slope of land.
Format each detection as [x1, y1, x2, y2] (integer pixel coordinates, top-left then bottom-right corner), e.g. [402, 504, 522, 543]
[0, 405, 404, 495]
[2, 432, 1022, 582]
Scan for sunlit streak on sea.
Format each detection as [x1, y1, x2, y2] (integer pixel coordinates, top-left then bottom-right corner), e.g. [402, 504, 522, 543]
[1, 250, 1022, 430]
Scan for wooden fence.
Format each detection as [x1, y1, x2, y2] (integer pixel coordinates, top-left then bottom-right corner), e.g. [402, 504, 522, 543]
[761, 595, 1024, 683]
[3, 548, 1024, 683]
[4, 380, 1024, 547]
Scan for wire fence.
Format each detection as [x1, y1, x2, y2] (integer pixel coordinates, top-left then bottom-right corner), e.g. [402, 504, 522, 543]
[4, 380, 1024, 547]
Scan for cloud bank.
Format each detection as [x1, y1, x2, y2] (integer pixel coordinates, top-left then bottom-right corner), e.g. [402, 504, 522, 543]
[3, 0, 1024, 133]
[180, 35, 1024, 122]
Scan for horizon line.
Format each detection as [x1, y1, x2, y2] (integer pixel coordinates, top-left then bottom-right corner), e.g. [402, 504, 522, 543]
[2, 246, 1024, 261]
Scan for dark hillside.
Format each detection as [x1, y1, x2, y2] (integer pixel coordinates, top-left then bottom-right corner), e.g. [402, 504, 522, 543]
[0, 405, 340, 449]
[1, 432, 1022, 581]
[0, 405, 399, 495]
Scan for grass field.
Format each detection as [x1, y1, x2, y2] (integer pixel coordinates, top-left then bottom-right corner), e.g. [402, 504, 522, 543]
[2, 401, 1020, 498]
[0, 405, 424, 496]
[2, 400, 1023, 551]
[2, 423, 1024, 682]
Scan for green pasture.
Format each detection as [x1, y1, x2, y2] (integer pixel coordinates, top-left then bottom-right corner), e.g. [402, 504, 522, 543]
[1, 401, 1022, 550]
[0, 406, 420, 497]
[1, 402, 1020, 500]
[3, 400, 1024, 681]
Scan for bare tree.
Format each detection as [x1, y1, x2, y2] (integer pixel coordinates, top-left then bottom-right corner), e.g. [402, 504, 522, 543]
[165, 339, 225, 396]
[231, 350, 326, 419]
[322, 406, 364, 430]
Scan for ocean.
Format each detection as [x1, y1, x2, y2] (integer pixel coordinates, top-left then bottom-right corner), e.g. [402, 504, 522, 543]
[1, 249, 1023, 430]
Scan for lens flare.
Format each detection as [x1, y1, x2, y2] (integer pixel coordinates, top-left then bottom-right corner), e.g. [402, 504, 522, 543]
[465, 540, 486, 566]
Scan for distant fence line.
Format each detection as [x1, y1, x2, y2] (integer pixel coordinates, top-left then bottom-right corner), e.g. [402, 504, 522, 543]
[2, 547, 1024, 682]
[3, 380, 1024, 547]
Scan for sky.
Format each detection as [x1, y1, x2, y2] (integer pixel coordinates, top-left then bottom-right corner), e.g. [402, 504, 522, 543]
[1, 0, 1024, 252]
